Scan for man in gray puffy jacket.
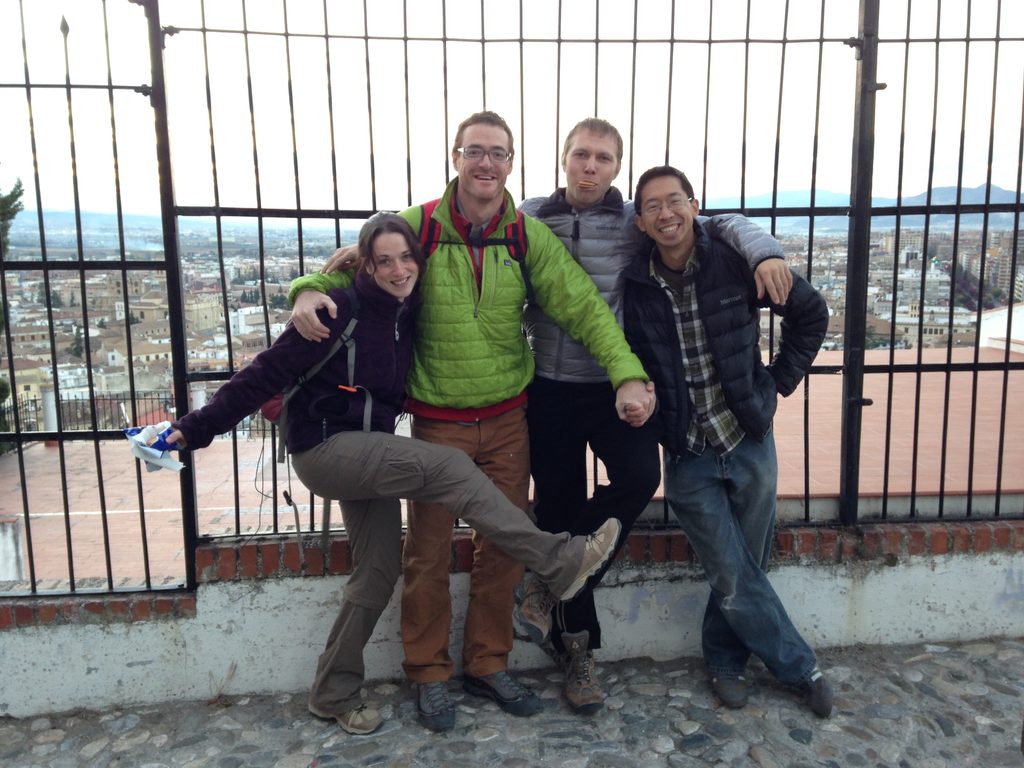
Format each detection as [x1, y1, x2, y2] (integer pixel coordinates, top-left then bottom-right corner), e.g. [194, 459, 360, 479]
[515, 118, 793, 713]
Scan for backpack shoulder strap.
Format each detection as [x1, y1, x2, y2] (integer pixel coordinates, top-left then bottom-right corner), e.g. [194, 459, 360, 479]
[276, 286, 360, 462]
[416, 199, 443, 256]
[504, 210, 534, 304]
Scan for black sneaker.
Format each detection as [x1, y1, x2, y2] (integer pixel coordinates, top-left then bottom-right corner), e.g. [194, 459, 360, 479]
[801, 668, 834, 718]
[416, 681, 455, 732]
[711, 675, 748, 709]
[463, 670, 542, 717]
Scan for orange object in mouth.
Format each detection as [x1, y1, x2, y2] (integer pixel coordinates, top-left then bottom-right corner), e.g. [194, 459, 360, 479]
[577, 180, 597, 188]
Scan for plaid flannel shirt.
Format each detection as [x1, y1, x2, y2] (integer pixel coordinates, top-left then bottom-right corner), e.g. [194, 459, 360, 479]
[651, 251, 745, 456]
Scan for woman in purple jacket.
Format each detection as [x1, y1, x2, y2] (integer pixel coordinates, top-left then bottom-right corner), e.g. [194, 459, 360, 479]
[168, 214, 619, 735]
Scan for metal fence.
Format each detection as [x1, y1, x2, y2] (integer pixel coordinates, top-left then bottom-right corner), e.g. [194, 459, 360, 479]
[0, 0, 1021, 597]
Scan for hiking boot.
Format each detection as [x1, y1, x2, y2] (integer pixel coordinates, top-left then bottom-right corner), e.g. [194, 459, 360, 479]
[711, 675, 749, 709]
[800, 667, 834, 718]
[560, 630, 604, 714]
[416, 681, 455, 732]
[514, 573, 557, 644]
[558, 518, 621, 601]
[308, 701, 383, 735]
[463, 670, 542, 717]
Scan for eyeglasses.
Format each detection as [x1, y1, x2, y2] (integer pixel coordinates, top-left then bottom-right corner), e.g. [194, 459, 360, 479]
[640, 195, 694, 218]
[456, 146, 513, 164]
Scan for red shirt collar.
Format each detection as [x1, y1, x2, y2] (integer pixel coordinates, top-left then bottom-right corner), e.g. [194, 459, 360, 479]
[449, 187, 508, 241]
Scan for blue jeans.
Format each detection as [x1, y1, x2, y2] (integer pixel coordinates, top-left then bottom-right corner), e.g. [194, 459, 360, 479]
[663, 432, 817, 685]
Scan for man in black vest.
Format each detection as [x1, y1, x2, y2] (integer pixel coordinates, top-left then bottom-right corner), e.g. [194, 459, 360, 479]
[620, 165, 834, 718]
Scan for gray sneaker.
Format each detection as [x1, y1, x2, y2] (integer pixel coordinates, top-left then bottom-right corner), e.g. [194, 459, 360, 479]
[416, 681, 455, 732]
[557, 518, 621, 601]
[308, 700, 383, 735]
[463, 670, 542, 716]
[513, 573, 557, 644]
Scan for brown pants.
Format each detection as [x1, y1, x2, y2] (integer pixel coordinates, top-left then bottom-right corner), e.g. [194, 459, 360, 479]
[293, 423, 574, 713]
[401, 407, 531, 683]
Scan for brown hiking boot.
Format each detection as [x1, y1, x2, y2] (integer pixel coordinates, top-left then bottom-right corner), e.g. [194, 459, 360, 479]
[514, 573, 557, 643]
[560, 630, 604, 714]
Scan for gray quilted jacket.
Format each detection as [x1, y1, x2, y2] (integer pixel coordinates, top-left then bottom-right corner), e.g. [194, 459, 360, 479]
[520, 186, 784, 383]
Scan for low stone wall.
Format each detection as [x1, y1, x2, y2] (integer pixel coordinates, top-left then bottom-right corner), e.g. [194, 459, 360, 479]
[2, 520, 1023, 717]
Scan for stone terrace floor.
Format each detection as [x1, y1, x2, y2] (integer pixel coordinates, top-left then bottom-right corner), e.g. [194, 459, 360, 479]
[2, 637, 1024, 767]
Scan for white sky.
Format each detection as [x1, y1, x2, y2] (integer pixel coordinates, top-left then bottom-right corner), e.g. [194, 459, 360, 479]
[0, 0, 1021, 217]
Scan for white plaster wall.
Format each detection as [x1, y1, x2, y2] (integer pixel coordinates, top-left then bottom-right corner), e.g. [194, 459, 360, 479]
[3, 551, 1024, 717]
[0, 517, 23, 581]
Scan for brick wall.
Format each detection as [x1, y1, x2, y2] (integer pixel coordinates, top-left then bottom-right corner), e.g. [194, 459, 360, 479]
[3, 519, 1022, 631]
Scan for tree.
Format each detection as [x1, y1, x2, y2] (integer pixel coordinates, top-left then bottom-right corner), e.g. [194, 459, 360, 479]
[68, 325, 84, 358]
[0, 177, 24, 257]
[35, 285, 64, 308]
[0, 178, 23, 451]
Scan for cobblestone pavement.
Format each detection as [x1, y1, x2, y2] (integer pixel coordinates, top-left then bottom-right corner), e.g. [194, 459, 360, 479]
[3, 638, 1023, 767]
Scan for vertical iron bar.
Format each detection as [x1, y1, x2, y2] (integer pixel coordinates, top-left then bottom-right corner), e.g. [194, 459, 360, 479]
[593, 0, 600, 115]
[402, 0, 414, 209]
[281, 0, 308, 531]
[939, 0, 974, 518]
[516, 0, 526, 197]
[478, 0, 487, 110]
[881, 0, 916, 520]
[967, 0, 1002, 517]
[838, 0, 881, 525]
[550, 0, 563, 190]
[910, 1, 944, 520]
[321, 0, 341, 247]
[239, 0, 273, 531]
[14, 0, 45, 592]
[196, 0, 241, 536]
[104, 0, 152, 587]
[552, 0, 562, 189]
[739, 0, 751, 207]
[663, 0, 676, 166]
[361, 0, 378, 211]
[699, 1, 713, 204]
[994, 52, 1023, 517]
[142, 0, 197, 590]
[56, 15, 79, 588]
[441, 0, 451, 185]
[803, 0, 828, 522]
[626, 1, 638, 194]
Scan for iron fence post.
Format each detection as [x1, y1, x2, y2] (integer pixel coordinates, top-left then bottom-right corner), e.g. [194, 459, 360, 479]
[840, 0, 883, 525]
[140, 0, 197, 590]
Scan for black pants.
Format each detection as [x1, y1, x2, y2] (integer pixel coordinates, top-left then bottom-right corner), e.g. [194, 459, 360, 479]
[527, 376, 661, 652]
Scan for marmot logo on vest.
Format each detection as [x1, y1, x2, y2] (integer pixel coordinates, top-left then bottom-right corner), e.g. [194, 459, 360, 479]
[503, 258, 515, 268]
[720, 294, 745, 306]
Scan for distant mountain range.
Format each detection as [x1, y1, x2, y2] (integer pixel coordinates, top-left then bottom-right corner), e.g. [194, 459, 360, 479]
[706, 184, 1022, 233]
[14, 184, 1022, 237]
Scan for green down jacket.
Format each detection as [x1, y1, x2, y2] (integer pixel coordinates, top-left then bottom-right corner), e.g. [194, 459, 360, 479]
[289, 179, 647, 410]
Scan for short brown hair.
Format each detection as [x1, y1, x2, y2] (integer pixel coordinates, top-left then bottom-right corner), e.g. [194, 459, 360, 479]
[452, 111, 515, 157]
[561, 117, 623, 170]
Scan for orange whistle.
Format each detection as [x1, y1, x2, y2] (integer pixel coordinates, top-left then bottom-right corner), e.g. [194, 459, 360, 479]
[338, 385, 357, 393]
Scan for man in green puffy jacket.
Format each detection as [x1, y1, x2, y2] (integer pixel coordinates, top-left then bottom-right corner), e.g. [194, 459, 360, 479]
[289, 111, 654, 732]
